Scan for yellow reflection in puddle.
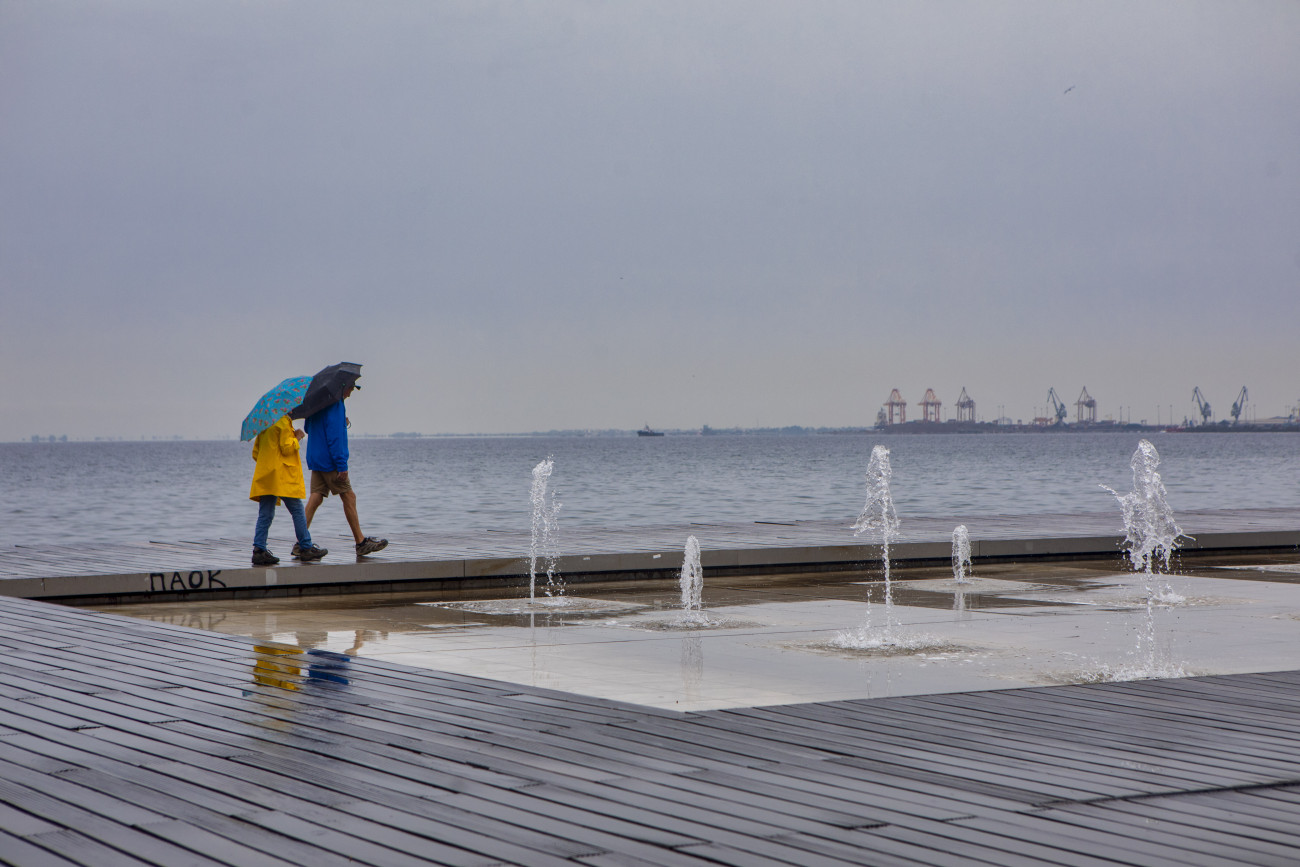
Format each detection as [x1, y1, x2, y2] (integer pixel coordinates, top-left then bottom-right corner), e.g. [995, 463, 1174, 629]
[252, 643, 303, 690]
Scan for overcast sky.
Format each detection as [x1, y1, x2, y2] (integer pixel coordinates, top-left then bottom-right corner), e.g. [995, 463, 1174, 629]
[3, 1, 1297, 439]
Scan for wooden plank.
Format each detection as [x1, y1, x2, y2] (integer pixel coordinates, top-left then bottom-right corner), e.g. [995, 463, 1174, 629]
[0, 799, 63, 838]
[690, 708, 1204, 798]
[743, 707, 1289, 795]
[338, 800, 602, 863]
[130, 820, 303, 867]
[231, 809, 474, 867]
[341, 798, 717, 867]
[759, 832, 939, 867]
[870, 694, 1300, 776]
[952, 811, 1248, 866]
[17, 828, 158, 867]
[905, 690, 1300, 771]
[798, 826, 1019, 867]
[1045, 799, 1300, 858]
[855, 818, 1127, 867]
[733, 701, 1251, 790]
[0, 829, 86, 867]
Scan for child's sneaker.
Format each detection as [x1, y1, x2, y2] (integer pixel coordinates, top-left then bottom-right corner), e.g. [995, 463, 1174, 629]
[252, 548, 279, 566]
[297, 545, 328, 562]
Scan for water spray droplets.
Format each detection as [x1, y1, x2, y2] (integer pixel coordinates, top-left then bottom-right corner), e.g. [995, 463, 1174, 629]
[853, 445, 901, 614]
[952, 525, 972, 585]
[1097, 439, 1189, 679]
[834, 444, 936, 650]
[529, 457, 562, 601]
[678, 535, 714, 626]
[1103, 440, 1186, 575]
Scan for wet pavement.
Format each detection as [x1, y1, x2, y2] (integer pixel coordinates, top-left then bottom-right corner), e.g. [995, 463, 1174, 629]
[86, 552, 1300, 712]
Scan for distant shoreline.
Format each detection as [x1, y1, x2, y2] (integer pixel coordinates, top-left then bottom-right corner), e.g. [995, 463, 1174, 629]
[11, 422, 1299, 444]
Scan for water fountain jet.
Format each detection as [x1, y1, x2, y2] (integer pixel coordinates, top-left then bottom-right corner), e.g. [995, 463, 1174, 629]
[952, 525, 972, 585]
[529, 457, 562, 602]
[679, 535, 708, 625]
[1099, 439, 1189, 678]
[852, 445, 901, 621]
[831, 445, 941, 651]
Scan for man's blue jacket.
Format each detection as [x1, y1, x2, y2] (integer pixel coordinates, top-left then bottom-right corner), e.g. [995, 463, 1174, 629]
[304, 400, 348, 473]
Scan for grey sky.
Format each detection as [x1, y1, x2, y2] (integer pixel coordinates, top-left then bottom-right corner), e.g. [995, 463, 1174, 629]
[3, 1, 1297, 438]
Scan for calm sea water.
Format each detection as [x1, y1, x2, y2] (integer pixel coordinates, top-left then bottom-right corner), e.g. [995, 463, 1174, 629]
[2, 432, 1297, 547]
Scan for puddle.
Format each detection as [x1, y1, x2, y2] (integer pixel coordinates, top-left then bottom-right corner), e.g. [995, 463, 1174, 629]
[604, 616, 761, 632]
[1002, 586, 1247, 609]
[798, 627, 971, 659]
[1049, 662, 1197, 684]
[419, 597, 648, 616]
[898, 577, 1076, 595]
[1215, 563, 1300, 575]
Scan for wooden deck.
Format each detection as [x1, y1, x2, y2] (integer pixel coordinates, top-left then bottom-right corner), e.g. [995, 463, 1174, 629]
[3, 595, 1300, 865]
[4, 507, 1300, 601]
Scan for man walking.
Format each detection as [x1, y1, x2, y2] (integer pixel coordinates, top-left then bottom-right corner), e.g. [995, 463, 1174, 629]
[301, 380, 388, 557]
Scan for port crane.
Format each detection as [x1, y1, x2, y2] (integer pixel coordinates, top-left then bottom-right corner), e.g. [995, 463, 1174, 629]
[919, 389, 942, 422]
[1230, 387, 1248, 424]
[1046, 388, 1068, 425]
[955, 387, 976, 423]
[1192, 387, 1213, 426]
[884, 389, 907, 425]
[1075, 387, 1097, 424]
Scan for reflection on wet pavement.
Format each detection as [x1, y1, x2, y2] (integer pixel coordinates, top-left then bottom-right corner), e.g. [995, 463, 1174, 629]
[88, 553, 1300, 711]
[248, 644, 353, 692]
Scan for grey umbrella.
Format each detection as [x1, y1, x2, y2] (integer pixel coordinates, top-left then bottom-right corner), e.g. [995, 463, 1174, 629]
[290, 362, 362, 420]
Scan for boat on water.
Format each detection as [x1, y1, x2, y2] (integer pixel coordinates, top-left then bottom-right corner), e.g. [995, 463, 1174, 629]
[637, 425, 665, 437]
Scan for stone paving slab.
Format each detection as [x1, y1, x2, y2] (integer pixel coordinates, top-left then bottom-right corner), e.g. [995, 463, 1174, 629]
[4, 595, 1300, 865]
[2, 508, 1297, 600]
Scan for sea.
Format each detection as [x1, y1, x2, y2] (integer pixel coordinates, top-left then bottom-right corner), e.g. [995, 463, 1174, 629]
[2, 432, 1297, 548]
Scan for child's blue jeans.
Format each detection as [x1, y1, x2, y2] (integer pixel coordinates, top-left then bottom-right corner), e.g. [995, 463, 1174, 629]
[254, 496, 312, 551]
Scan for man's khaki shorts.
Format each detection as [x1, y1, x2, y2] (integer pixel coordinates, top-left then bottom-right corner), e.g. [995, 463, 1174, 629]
[310, 470, 353, 497]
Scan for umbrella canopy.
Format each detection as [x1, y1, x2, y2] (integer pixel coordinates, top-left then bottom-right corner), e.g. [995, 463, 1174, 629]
[290, 361, 362, 421]
[240, 375, 313, 441]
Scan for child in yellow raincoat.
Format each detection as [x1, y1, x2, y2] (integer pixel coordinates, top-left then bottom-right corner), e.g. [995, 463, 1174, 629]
[250, 416, 327, 565]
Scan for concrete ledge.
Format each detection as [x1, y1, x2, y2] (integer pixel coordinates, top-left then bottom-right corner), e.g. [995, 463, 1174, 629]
[464, 557, 530, 578]
[976, 535, 1123, 559]
[1189, 530, 1300, 551]
[0, 577, 49, 598]
[7, 510, 1299, 602]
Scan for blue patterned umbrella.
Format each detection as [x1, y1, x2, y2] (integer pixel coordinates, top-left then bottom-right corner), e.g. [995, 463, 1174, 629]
[240, 376, 313, 441]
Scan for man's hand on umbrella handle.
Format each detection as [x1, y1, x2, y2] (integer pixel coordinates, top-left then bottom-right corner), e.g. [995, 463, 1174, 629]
[293, 429, 305, 441]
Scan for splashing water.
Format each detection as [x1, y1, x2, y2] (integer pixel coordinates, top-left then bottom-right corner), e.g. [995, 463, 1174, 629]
[678, 535, 708, 624]
[834, 445, 911, 648]
[853, 445, 900, 608]
[1103, 440, 1185, 575]
[952, 524, 972, 585]
[1100, 439, 1189, 677]
[529, 458, 562, 600]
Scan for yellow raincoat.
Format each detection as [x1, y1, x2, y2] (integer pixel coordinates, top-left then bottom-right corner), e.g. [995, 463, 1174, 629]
[249, 416, 307, 501]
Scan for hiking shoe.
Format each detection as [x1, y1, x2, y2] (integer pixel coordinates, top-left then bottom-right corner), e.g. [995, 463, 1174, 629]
[296, 544, 328, 562]
[252, 548, 279, 566]
[356, 537, 388, 556]
[291, 543, 301, 558]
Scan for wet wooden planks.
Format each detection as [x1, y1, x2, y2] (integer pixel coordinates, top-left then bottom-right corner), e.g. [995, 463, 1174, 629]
[4, 597, 1300, 865]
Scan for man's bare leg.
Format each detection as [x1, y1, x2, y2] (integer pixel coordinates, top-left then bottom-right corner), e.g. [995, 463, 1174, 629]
[305, 492, 325, 527]
[340, 490, 364, 544]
